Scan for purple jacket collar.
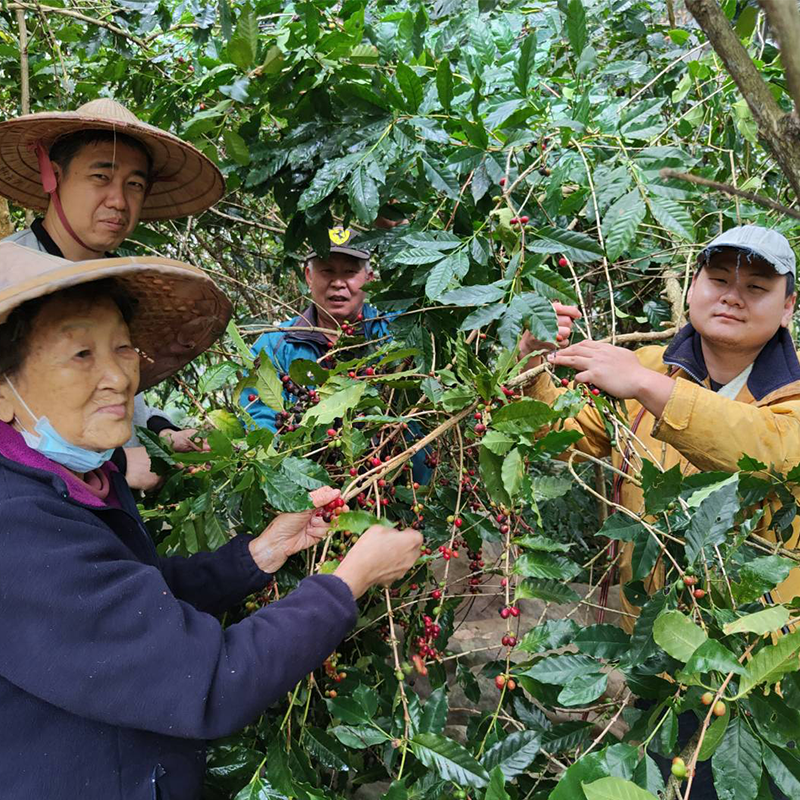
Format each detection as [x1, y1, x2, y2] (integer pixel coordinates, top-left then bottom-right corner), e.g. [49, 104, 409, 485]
[0, 421, 118, 509]
[663, 323, 800, 401]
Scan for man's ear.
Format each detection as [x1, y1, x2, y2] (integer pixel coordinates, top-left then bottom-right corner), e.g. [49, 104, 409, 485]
[364, 267, 375, 284]
[781, 293, 796, 329]
[304, 263, 313, 289]
[0, 380, 15, 423]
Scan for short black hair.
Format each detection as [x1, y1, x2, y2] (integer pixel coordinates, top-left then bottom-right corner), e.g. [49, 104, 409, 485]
[49, 130, 153, 182]
[696, 255, 795, 299]
[0, 279, 137, 377]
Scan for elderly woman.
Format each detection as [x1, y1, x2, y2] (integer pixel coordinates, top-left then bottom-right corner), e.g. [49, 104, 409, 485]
[0, 242, 422, 800]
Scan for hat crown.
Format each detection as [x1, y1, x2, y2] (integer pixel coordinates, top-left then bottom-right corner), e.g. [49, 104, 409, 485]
[704, 224, 796, 277]
[73, 98, 142, 127]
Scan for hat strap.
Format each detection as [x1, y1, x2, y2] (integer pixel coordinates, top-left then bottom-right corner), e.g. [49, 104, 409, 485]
[34, 143, 104, 255]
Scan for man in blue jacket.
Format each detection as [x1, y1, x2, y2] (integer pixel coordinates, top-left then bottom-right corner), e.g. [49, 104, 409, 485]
[241, 227, 391, 430]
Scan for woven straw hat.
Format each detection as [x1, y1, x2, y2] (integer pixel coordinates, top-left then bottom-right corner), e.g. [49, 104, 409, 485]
[0, 241, 232, 391]
[0, 98, 224, 221]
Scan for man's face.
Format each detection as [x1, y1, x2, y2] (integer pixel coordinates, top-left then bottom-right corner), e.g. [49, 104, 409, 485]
[688, 250, 795, 352]
[53, 140, 149, 252]
[305, 254, 373, 325]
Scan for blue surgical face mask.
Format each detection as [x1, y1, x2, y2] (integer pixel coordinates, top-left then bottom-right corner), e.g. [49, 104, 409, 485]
[5, 377, 114, 473]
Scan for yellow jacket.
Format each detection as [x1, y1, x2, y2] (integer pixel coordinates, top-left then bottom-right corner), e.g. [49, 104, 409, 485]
[525, 325, 800, 631]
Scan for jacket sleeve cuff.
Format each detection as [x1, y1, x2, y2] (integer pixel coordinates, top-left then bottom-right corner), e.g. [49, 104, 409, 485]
[147, 415, 181, 435]
[227, 533, 274, 594]
[651, 377, 698, 437]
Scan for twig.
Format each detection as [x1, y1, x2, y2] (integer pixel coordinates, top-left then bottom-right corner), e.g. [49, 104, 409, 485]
[661, 169, 800, 221]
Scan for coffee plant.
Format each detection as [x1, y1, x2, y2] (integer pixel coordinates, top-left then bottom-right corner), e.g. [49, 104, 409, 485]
[3, 0, 800, 798]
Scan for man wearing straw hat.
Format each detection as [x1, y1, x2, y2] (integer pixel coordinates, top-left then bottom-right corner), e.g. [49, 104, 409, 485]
[0, 97, 225, 489]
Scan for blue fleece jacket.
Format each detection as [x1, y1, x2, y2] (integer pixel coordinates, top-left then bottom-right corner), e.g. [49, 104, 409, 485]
[0, 422, 357, 800]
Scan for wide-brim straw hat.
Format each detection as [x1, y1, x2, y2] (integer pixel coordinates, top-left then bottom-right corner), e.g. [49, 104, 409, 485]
[0, 98, 224, 221]
[0, 241, 232, 391]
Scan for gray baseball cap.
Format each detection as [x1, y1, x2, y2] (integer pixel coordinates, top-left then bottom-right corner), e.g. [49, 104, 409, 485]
[307, 227, 370, 261]
[700, 225, 796, 278]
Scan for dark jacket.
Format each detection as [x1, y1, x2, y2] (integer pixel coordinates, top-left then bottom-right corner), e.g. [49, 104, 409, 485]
[0, 422, 357, 800]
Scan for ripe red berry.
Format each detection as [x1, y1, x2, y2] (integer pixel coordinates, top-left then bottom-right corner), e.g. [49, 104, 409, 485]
[509, 606, 520, 617]
[591, 387, 600, 396]
[454, 517, 462, 528]
[520, 215, 529, 223]
[683, 575, 698, 587]
[558, 257, 568, 267]
[431, 589, 442, 600]
[510, 217, 518, 224]
[357, 313, 363, 321]
[248, 393, 257, 402]
[560, 378, 569, 387]
[499, 177, 507, 186]
[348, 371, 356, 378]
[693, 588, 706, 599]
[474, 423, 486, 434]
[349, 467, 358, 476]
[495, 674, 506, 689]
[327, 428, 337, 437]
[371, 456, 381, 467]
[365, 367, 375, 376]
[499, 607, 511, 619]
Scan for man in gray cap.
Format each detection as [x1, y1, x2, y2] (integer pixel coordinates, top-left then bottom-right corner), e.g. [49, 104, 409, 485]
[519, 223, 796, 798]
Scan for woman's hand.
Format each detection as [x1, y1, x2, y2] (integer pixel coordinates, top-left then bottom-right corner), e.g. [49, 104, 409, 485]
[249, 486, 345, 574]
[159, 428, 210, 453]
[334, 524, 423, 599]
[519, 302, 582, 369]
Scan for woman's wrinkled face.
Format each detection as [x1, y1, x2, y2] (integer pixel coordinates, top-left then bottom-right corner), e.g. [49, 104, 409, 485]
[0, 296, 139, 451]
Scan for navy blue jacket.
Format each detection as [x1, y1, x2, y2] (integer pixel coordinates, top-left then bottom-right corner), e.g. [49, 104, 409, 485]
[0, 428, 357, 799]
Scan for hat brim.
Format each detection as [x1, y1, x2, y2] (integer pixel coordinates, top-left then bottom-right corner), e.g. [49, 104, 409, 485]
[0, 111, 224, 221]
[307, 246, 371, 260]
[700, 244, 795, 276]
[0, 242, 232, 391]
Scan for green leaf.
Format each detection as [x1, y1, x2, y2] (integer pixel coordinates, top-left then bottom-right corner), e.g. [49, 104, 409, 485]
[514, 551, 581, 581]
[550, 753, 608, 800]
[515, 578, 580, 604]
[641, 461, 683, 515]
[491, 398, 555, 433]
[723, 605, 790, 636]
[436, 58, 454, 112]
[279, 457, 330, 490]
[597, 514, 649, 542]
[479, 445, 511, 507]
[329, 511, 382, 535]
[566, 0, 587, 58]
[574, 625, 631, 660]
[653, 610, 707, 663]
[441, 283, 507, 305]
[426, 250, 470, 301]
[501, 447, 524, 499]
[440, 385, 475, 412]
[481, 731, 542, 778]
[583, 776, 658, 800]
[734, 556, 795, 604]
[227, 319, 254, 367]
[602, 190, 645, 262]
[228, 7, 258, 70]
[347, 167, 381, 224]
[329, 725, 390, 749]
[522, 293, 559, 341]
[304, 727, 350, 771]
[625, 592, 668, 664]
[301, 382, 366, 428]
[409, 733, 490, 788]
[207, 409, 245, 439]
[648, 195, 694, 241]
[223, 129, 250, 166]
[419, 686, 448, 734]
[557, 672, 607, 706]
[199, 361, 240, 395]
[697, 706, 730, 761]
[518, 619, 580, 653]
[256, 359, 286, 412]
[680, 639, 747, 678]
[289, 359, 329, 387]
[514, 34, 537, 94]
[396, 62, 423, 112]
[484, 767, 510, 800]
[460, 303, 508, 331]
[326, 696, 372, 725]
[422, 158, 460, 200]
[711, 717, 762, 800]
[737, 630, 800, 696]
[527, 227, 603, 262]
[763, 745, 800, 797]
[526, 653, 598, 685]
[257, 464, 313, 513]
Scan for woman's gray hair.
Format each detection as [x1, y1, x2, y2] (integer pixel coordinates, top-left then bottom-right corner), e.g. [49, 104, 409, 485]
[0, 279, 137, 377]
